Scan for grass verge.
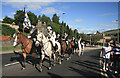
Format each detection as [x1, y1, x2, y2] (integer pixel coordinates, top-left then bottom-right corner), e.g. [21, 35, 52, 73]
[0, 46, 21, 51]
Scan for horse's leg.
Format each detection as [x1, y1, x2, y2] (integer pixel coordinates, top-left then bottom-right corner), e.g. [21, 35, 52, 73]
[59, 51, 62, 64]
[39, 54, 45, 72]
[53, 52, 56, 66]
[32, 52, 36, 67]
[78, 48, 81, 56]
[22, 52, 26, 70]
[48, 54, 52, 70]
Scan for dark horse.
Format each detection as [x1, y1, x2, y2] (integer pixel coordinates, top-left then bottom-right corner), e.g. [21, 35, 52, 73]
[57, 38, 67, 61]
[57, 38, 74, 60]
[13, 32, 42, 70]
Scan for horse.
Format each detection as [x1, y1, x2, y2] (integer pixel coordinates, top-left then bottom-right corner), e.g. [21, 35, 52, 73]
[66, 41, 74, 60]
[55, 41, 62, 64]
[81, 42, 85, 55]
[35, 32, 56, 72]
[57, 38, 67, 61]
[13, 32, 37, 70]
[78, 38, 82, 56]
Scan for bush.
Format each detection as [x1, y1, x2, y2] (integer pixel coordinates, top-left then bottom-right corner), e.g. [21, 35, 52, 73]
[2, 24, 16, 37]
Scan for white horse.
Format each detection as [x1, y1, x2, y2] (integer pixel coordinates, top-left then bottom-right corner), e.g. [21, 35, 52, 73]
[78, 38, 82, 56]
[81, 42, 85, 55]
[35, 32, 55, 72]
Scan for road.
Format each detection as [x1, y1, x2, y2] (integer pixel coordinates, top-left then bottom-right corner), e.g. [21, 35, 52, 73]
[1, 47, 111, 78]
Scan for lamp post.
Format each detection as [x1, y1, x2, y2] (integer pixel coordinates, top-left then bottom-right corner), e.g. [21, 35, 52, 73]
[112, 20, 119, 43]
[90, 35, 91, 46]
[60, 13, 66, 39]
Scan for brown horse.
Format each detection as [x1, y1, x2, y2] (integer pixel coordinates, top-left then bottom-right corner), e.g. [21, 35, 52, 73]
[13, 32, 38, 70]
[66, 41, 75, 60]
[57, 38, 67, 61]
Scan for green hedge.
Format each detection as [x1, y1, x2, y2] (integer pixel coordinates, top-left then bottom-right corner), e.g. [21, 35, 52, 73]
[1, 24, 16, 37]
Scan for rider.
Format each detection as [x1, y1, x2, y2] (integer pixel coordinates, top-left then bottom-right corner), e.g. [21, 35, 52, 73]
[47, 26, 56, 51]
[71, 36, 76, 44]
[28, 25, 37, 41]
[63, 32, 69, 49]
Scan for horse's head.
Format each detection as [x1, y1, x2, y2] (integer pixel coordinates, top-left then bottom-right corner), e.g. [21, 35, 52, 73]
[35, 31, 44, 47]
[13, 32, 21, 47]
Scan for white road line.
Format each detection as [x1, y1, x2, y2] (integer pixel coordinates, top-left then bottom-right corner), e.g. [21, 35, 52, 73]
[4, 62, 19, 67]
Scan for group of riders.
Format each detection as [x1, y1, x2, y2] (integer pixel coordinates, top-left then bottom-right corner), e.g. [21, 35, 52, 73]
[28, 25, 84, 54]
[13, 25, 84, 71]
[100, 41, 120, 75]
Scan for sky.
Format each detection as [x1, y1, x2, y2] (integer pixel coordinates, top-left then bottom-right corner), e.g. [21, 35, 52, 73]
[1, 0, 119, 34]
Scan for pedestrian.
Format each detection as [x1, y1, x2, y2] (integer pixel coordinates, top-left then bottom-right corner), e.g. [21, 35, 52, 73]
[112, 42, 120, 74]
[100, 42, 112, 71]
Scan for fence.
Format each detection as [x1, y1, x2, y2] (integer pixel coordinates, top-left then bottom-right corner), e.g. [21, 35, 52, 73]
[0, 36, 11, 40]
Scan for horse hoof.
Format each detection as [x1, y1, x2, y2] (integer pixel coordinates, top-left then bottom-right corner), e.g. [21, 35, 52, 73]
[67, 58, 69, 60]
[48, 67, 51, 70]
[59, 62, 62, 64]
[53, 64, 56, 66]
[21, 67, 25, 70]
[34, 65, 37, 68]
[40, 69, 42, 72]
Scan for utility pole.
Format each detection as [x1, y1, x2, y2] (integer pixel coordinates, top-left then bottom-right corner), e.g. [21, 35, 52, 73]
[103, 32, 104, 46]
[90, 35, 91, 46]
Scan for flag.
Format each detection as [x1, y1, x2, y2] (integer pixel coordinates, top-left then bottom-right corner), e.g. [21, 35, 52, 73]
[23, 7, 31, 29]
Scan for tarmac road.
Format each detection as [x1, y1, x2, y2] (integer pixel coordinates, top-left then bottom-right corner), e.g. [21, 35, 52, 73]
[2, 47, 107, 78]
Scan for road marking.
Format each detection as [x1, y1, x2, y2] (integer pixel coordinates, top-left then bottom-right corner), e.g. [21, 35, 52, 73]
[4, 62, 19, 67]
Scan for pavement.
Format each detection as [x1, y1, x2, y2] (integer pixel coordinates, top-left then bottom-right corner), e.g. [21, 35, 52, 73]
[1, 46, 114, 78]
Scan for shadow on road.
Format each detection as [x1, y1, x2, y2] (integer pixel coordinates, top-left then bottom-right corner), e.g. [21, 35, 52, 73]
[47, 72, 63, 78]
[10, 51, 56, 72]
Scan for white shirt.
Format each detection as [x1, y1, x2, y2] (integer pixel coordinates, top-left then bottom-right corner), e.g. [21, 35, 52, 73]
[103, 46, 112, 59]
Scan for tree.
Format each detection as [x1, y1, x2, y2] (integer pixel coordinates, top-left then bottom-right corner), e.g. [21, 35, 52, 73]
[3, 16, 14, 24]
[41, 14, 51, 25]
[14, 10, 24, 30]
[28, 11, 38, 26]
[38, 15, 41, 21]
[2, 24, 16, 37]
[52, 14, 60, 24]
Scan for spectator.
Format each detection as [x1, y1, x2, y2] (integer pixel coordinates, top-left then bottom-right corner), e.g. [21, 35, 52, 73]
[100, 42, 112, 71]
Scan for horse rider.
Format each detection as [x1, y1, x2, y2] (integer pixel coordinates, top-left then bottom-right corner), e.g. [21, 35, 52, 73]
[62, 32, 69, 50]
[47, 26, 56, 51]
[56, 32, 60, 38]
[71, 36, 76, 44]
[28, 25, 37, 41]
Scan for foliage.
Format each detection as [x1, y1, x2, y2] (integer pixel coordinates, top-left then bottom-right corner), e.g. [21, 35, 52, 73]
[1, 24, 16, 37]
[27, 11, 38, 26]
[3, 16, 14, 24]
[52, 14, 60, 24]
[41, 14, 51, 25]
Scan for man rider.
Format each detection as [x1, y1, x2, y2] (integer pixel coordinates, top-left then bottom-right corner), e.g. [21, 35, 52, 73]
[47, 26, 56, 51]
[63, 32, 69, 49]
[28, 25, 37, 41]
[71, 36, 76, 44]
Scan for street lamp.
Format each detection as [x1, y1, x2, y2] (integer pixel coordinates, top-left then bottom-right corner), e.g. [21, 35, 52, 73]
[60, 12, 66, 39]
[112, 20, 120, 43]
[90, 35, 91, 46]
